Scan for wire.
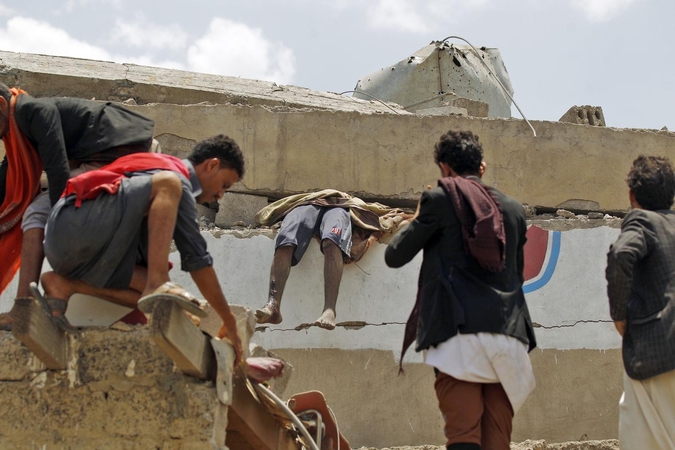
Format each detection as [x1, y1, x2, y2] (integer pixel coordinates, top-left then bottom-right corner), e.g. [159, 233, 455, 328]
[439, 36, 537, 137]
[339, 90, 403, 114]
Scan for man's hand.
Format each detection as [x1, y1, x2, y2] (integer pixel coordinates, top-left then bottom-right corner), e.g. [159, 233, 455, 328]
[614, 320, 626, 336]
[190, 266, 244, 365]
[218, 312, 243, 366]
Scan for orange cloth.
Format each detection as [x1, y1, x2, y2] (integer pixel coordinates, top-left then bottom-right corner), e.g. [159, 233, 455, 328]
[0, 88, 42, 293]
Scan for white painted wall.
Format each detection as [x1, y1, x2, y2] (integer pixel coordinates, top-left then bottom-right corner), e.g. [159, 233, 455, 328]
[0, 225, 623, 354]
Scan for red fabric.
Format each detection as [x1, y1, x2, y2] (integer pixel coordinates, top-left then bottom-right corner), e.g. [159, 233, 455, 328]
[62, 153, 189, 207]
[246, 357, 285, 382]
[439, 176, 505, 272]
[0, 88, 42, 294]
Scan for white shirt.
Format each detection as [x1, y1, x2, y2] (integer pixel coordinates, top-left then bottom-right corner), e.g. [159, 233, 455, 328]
[425, 332, 536, 413]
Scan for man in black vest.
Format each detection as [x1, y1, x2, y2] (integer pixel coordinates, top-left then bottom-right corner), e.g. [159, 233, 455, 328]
[606, 155, 675, 449]
[0, 82, 155, 328]
[385, 130, 536, 450]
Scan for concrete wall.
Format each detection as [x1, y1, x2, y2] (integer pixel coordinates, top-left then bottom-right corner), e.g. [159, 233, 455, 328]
[1, 219, 625, 448]
[2, 51, 675, 210]
[0, 329, 228, 449]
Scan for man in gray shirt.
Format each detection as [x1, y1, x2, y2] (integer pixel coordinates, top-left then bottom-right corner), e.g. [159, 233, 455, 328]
[38, 135, 244, 361]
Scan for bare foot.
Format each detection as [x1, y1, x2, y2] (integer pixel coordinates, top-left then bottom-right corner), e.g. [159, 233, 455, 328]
[255, 302, 282, 324]
[315, 309, 336, 330]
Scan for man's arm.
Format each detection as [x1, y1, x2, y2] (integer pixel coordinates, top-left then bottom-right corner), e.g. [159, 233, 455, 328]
[606, 210, 652, 324]
[385, 189, 440, 268]
[18, 100, 70, 205]
[171, 181, 243, 361]
[190, 266, 243, 363]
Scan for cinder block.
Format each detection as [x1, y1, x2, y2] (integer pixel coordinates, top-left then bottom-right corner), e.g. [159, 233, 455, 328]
[559, 105, 606, 126]
[215, 192, 268, 228]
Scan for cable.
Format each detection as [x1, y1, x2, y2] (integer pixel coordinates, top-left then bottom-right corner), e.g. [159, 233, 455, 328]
[252, 383, 320, 450]
[339, 90, 403, 114]
[439, 36, 537, 137]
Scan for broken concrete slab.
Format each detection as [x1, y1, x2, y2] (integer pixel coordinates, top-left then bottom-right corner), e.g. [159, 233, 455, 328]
[119, 101, 675, 211]
[0, 50, 407, 115]
[216, 192, 269, 228]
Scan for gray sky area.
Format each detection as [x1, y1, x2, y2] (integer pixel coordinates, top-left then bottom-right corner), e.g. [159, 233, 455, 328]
[1, 0, 672, 130]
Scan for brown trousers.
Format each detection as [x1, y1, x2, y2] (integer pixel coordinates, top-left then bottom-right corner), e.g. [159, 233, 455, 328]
[434, 371, 514, 450]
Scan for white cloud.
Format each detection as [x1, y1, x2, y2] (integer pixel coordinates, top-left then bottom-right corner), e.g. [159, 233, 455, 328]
[366, 0, 429, 33]
[0, 3, 14, 17]
[0, 16, 112, 60]
[0, 16, 185, 72]
[186, 18, 295, 84]
[110, 15, 188, 51]
[569, 0, 638, 22]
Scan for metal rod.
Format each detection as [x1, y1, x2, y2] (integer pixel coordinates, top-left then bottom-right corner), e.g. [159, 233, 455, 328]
[252, 383, 320, 450]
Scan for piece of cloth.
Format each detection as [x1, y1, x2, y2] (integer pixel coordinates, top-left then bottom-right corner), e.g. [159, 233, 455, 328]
[434, 371, 513, 450]
[619, 369, 675, 450]
[0, 95, 154, 207]
[45, 175, 152, 289]
[426, 332, 535, 413]
[385, 183, 535, 367]
[246, 357, 285, 382]
[256, 188, 409, 263]
[275, 205, 352, 265]
[0, 88, 42, 293]
[439, 176, 505, 272]
[61, 153, 189, 207]
[21, 162, 104, 232]
[44, 157, 211, 289]
[606, 208, 675, 380]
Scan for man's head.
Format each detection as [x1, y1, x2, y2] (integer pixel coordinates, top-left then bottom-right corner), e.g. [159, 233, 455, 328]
[627, 155, 675, 211]
[434, 130, 485, 178]
[188, 134, 245, 204]
[0, 82, 12, 139]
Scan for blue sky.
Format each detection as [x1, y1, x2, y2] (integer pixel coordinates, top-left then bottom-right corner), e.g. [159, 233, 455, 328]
[1, 0, 673, 130]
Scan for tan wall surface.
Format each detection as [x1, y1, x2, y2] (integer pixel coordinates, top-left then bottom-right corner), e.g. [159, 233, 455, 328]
[273, 348, 623, 448]
[130, 103, 675, 210]
[2, 51, 674, 211]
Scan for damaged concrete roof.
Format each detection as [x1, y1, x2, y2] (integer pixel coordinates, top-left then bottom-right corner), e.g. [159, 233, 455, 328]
[0, 50, 409, 115]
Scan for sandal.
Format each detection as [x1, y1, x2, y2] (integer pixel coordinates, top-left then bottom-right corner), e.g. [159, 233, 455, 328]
[137, 281, 208, 318]
[0, 311, 13, 331]
[29, 282, 79, 333]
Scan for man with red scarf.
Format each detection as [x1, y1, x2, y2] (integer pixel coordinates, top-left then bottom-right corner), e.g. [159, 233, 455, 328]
[39, 135, 243, 361]
[0, 82, 155, 327]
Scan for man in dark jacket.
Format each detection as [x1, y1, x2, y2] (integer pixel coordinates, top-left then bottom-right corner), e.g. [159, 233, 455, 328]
[606, 155, 675, 449]
[0, 82, 155, 319]
[385, 130, 536, 450]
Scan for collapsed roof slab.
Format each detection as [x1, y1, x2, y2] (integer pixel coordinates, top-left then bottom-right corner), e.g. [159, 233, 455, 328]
[1, 51, 674, 211]
[0, 50, 405, 114]
[129, 102, 675, 212]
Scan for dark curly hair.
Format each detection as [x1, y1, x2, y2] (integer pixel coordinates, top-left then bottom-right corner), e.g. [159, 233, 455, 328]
[627, 155, 675, 211]
[188, 134, 245, 179]
[0, 82, 11, 104]
[434, 130, 483, 176]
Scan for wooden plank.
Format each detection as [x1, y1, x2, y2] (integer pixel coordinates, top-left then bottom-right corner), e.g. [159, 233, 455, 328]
[226, 372, 299, 450]
[12, 297, 67, 370]
[149, 301, 215, 379]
